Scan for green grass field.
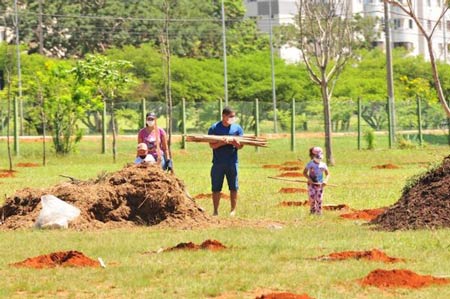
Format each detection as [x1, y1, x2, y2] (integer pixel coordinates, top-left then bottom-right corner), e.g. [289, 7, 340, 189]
[0, 136, 449, 299]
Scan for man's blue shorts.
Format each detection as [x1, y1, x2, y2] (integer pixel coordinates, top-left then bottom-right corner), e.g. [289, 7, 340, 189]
[211, 163, 239, 192]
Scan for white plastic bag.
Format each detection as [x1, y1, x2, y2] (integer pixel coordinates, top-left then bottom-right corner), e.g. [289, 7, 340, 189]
[34, 195, 80, 229]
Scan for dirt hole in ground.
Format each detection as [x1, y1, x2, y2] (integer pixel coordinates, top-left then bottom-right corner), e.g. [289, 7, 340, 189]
[279, 166, 302, 171]
[340, 208, 386, 221]
[278, 201, 308, 207]
[360, 269, 450, 289]
[278, 188, 307, 194]
[0, 164, 210, 230]
[372, 164, 400, 169]
[0, 169, 16, 178]
[371, 155, 450, 231]
[193, 193, 230, 200]
[316, 249, 403, 263]
[277, 172, 303, 178]
[16, 163, 40, 168]
[262, 165, 281, 169]
[165, 239, 226, 252]
[11, 250, 99, 269]
[255, 293, 314, 299]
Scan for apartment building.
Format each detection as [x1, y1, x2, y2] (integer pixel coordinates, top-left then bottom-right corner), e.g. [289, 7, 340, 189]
[244, 0, 450, 63]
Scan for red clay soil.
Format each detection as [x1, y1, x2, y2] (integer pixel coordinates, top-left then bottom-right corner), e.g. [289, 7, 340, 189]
[278, 187, 307, 194]
[256, 293, 314, 299]
[262, 164, 281, 169]
[360, 269, 450, 289]
[340, 208, 386, 221]
[282, 161, 302, 166]
[278, 200, 308, 207]
[277, 172, 304, 178]
[11, 250, 99, 269]
[316, 249, 403, 263]
[165, 239, 226, 252]
[0, 169, 16, 178]
[16, 162, 40, 167]
[372, 164, 400, 169]
[193, 192, 230, 200]
[280, 166, 302, 171]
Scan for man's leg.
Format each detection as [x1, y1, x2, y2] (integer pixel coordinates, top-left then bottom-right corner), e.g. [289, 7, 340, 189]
[211, 164, 225, 216]
[230, 190, 237, 216]
[212, 192, 221, 216]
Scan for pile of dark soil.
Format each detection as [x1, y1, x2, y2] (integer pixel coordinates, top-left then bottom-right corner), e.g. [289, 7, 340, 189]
[0, 164, 209, 230]
[315, 249, 403, 263]
[371, 155, 450, 230]
[255, 293, 313, 299]
[11, 250, 99, 269]
[359, 269, 450, 289]
[165, 239, 227, 252]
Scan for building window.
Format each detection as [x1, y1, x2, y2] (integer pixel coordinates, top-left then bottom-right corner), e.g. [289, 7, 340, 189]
[447, 20, 450, 31]
[393, 19, 402, 29]
[409, 19, 413, 29]
[427, 20, 432, 30]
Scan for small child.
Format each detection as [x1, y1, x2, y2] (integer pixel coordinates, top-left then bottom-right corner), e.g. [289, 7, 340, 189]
[134, 143, 156, 164]
[303, 146, 330, 215]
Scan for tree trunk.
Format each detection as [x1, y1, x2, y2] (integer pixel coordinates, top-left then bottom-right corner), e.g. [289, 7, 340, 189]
[321, 80, 335, 166]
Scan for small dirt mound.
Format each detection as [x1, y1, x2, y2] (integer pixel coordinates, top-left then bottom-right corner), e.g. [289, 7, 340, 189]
[372, 164, 400, 169]
[340, 208, 386, 221]
[280, 166, 301, 171]
[193, 192, 230, 200]
[0, 164, 209, 230]
[256, 293, 313, 299]
[0, 170, 16, 178]
[16, 163, 40, 167]
[165, 239, 226, 251]
[277, 172, 303, 178]
[11, 250, 99, 269]
[360, 269, 450, 289]
[316, 249, 403, 263]
[282, 161, 302, 166]
[371, 155, 450, 231]
[278, 188, 307, 194]
[322, 204, 350, 211]
[262, 165, 281, 169]
[278, 201, 308, 207]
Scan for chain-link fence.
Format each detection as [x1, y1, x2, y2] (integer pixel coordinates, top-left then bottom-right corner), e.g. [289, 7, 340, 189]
[1, 98, 449, 143]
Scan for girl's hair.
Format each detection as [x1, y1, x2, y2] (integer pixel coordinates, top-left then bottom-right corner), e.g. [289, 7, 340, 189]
[308, 147, 315, 159]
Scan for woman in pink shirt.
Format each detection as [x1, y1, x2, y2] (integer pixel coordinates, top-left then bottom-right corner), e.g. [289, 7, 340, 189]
[137, 112, 172, 170]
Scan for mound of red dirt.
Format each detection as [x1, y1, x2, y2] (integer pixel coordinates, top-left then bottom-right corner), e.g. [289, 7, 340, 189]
[360, 269, 450, 289]
[0, 169, 16, 178]
[278, 188, 307, 194]
[372, 163, 401, 169]
[193, 192, 230, 200]
[16, 162, 40, 167]
[340, 208, 386, 221]
[316, 249, 403, 263]
[165, 239, 226, 251]
[256, 293, 313, 299]
[278, 201, 308, 207]
[262, 165, 281, 169]
[0, 164, 209, 230]
[371, 155, 450, 231]
[277, 172, 303, 178]
[11, 250, 99, 269]
[282, 161, 302, 166]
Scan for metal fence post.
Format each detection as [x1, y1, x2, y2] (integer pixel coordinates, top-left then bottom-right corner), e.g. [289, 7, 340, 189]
[13, 96, 19, 155]
[416, 96, 423, 146]
[357, 97, 362, 150]
[141, 98, 146, 128]
[181, 97, 187, 149]
[387, 97, 392, 148]
[218, 98, 223, 120]
[254, 98, 260, 152]
[291, 98, 296, 152]
[102, 101, 107, 154]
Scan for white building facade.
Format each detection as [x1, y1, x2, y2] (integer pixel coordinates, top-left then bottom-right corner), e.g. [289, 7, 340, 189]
[244, 0, 450, 63]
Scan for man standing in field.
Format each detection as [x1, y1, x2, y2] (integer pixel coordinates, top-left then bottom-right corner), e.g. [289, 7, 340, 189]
[208, 107, 244, 216]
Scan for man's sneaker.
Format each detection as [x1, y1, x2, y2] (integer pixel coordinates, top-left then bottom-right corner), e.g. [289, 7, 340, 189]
[229, 210, 236, 217]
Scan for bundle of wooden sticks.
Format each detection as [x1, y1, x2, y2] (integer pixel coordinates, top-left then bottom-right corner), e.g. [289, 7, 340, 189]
[185, 135, 268, 147]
